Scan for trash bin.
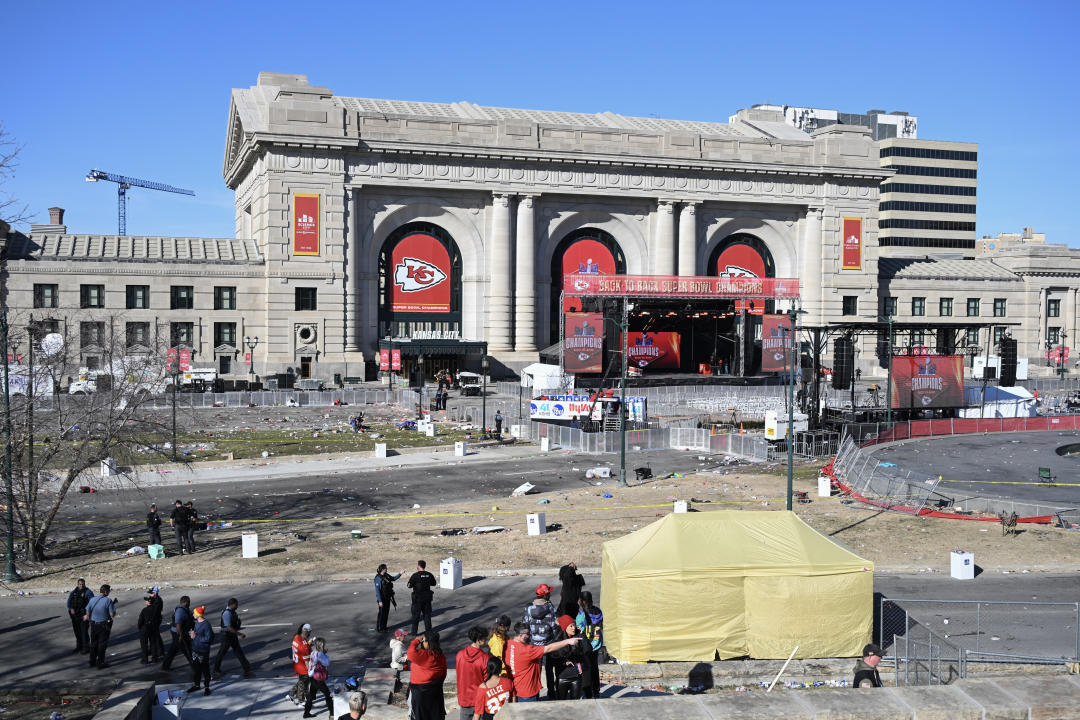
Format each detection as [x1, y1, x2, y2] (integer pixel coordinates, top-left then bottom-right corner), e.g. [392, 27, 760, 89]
[950, 550, 974, 580]
[455, 441, 467, 457]
[818, 476, 832, 497]
[375, 443, 388, 458]
[148, 544, 165, 559]
[242, 532, 259, 559]
[527, 512, 546, 536]
[673, 501, 688, 513]
[440, 557, 462, 590]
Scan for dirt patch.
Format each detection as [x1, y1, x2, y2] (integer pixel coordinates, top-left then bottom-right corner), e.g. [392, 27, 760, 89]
[9, 461, 1080, 593]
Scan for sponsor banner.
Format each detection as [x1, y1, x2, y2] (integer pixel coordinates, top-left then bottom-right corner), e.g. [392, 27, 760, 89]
[244, 352, 251, 365]
[379, 349, 390, 371]
[890, 355, 964, 409]
[717, 242, 767, 314]
[530, 394, 647, 422]
[761, 314, 793, 373]
[562, 238, 617, 314]
[625, 332, 681, 370]
[564, 274, 799, 300]
[564, 313, 604, 373]
[390, 233, 452, 313]
[293, 194, 320, 256]
[842, 217, 862, 270]
[391, 349, 402, 371]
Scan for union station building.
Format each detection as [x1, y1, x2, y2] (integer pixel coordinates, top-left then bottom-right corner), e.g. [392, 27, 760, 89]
[2, 73, 1078, 385]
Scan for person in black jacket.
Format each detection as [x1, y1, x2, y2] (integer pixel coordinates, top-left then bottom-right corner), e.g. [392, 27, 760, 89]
[214, 597, 254, 678]
[138, 595, 163, 664]
[66, 578, 94, 654]
[557, 562, 585, 617]
[162, 596, 194, 670]
[853, 643, 884, 688]
[548, 615, 590, 700]
[374, 564, 403, 633]
[407, 560, 437, 635]
[169, 500, 189, 555]
[147, 504, 162, 547]
[184, 501, 199, 553]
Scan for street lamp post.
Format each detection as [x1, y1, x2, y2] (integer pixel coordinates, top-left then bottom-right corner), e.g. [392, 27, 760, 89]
[481, 355, 490, 438]
[785, 306, 805, 511]
[618, 298, 629, 488]
[244, 335, 259, 387]
[417, 354, 425, 419]
[1059, 331, 1069, 381]
[886, 314, 894, 428]
[1, 311, 19, 582]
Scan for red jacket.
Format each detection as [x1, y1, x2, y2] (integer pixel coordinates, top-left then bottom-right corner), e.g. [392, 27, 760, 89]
[454, 645, 490, 706]
[407, 637, 447, 685]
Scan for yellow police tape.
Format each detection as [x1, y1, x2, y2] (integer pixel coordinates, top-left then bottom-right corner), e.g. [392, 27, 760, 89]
[938, 478, 1080, 487]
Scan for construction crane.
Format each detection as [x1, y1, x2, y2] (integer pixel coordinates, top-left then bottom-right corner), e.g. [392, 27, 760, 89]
[85, 169, 195, 236]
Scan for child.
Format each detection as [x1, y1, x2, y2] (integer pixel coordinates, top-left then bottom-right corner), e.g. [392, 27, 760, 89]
[390, 629, 409, 672]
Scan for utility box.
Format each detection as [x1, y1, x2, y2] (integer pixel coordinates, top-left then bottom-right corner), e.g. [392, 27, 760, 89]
[440, 557, 462, 590]
[241, 532, 259, 559]
[455, 441, 467, 457]
[527, 512, 547, 536]
[764, 411, 809, 441]
[148, 544, 165, 560]
[351, 529, 363, 539]
[101, 458, 117, 477]
[950, 551, 975, 580]
[540, 437, 551, 452]
[425, 423, 435, 437]
[673, 501, 689, 513]
[818, 476, 833, 497]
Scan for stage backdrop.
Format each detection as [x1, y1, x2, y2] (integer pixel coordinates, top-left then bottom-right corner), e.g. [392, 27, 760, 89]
[564, 312, 604, 373]
[626, 332, 681, 370]
[563, 239, 617, 313]
[761, 314, 793, 373]
[890, 355, 965, 409]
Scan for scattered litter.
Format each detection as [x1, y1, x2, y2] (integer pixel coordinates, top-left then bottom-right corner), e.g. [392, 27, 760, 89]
[125, 546, 146, 555]
[472, 526, 506, 534]
[585, 467, 611, 479]
[602, 493, 613, 499]
[440, 529, 468, 536]
[511, 482, 536, 497]
[412, 504, 421, 509]
[537, 498, 550, 505]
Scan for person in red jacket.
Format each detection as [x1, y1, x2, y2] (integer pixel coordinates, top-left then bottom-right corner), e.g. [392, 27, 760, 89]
[505, 621, 581, 702]
[454, 627, 490, 720]
[407, 631, 447, 720]
[288, 623, 312, 705]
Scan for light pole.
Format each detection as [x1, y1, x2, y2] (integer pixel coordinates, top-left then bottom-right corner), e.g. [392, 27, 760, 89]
[618, 298, 629, 488]
[1, 311, 18, 582]
[785, 306, 805, 511]
[1059, 331, 1068, 381]
[417, 354, 425, 419]
[244, 335, 259, 387]
[481, 355, 490, 438]
[885, 314, 894, 427]
[171, 359, 179, 462]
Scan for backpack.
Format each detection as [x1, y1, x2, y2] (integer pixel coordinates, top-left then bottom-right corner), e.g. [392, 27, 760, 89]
[312, 660, 328, 683]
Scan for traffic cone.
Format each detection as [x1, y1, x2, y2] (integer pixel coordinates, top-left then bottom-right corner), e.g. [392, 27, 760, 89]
[739, 423, 745, 434]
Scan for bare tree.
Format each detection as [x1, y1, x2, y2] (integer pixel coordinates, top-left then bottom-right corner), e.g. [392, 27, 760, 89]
[0, 123, 32, 227]
[4, 314, 178, 561]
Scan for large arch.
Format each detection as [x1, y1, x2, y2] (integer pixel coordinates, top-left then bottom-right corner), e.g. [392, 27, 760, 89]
[699, 216, 798, 280]
[546, 227, 627, 345]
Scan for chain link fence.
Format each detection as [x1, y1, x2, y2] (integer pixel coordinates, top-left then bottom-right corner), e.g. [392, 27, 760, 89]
[831, 436, 943, 515]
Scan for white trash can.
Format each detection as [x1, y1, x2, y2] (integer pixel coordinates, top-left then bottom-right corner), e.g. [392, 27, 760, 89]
[510, 424, 523, 439]
[455, 441, 467, 457]
[527, 512, 546, 536]
[950, 551, 974, 580]
[241, 532, 259, 559]
[818, 476, 832, 497]
[375, 443, 388, 458]
[101, 457, 117, 477]
[540, 437, 551, 452]
[425, 424, 436, 437]
[673, 501, 689, 513]
[440, 557, 462, 590]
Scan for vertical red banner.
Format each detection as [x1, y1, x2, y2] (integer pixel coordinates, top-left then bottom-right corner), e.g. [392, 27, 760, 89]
[391, 349, 402, 371]
[244, 352, 252, 365]
[562, 239, 617, 314]
[716, 242, 767, 314]
[761, 314, 793, 373]
[390, 233, 452, 313]
[625, 332, 681, 370]
[564, 313, 604, 373]
[293, 194, 320, 256]
[890, 355, 964, 409]
[166, 348, 177, 372]
[842, 217, 862, 270]
[379, 349, 390, 371]
[179, 348, 192, 372]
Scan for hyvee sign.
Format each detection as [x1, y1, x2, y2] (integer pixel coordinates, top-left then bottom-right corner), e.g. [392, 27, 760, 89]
[390, 233, 451, 313]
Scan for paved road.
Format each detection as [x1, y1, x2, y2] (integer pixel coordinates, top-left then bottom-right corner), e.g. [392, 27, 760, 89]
[3, 572, 1075, 689]
[869, 431, 1080, 506]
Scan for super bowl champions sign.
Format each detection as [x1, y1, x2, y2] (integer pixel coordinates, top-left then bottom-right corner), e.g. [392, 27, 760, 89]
[390, 233, 452, 313]
[761, 314, 793, 373]
[890, 356, 965, 409]
[530, 395, 647, 422]
[564, 313, 604, 373]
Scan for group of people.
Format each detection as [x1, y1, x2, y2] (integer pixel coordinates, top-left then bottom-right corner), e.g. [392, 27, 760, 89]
[66, 580, 254, 696]
[146, 500, 202, 555]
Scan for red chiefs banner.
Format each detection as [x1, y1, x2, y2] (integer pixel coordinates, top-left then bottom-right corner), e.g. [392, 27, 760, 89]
[379, 349, 390, 371]
[562, 239, 617, 313]
[761, 314, 793, 373]
[391, 349, 402, 371]
[890, 355, 965, 409]
[717, 242, 767, 314]
[390, 233, 452, 313]
[842, 217, 862, 270]
[166, 348, 177, 371]
[179, 348, 191, 372]
[564, 313, 604, 373]
[625, 332, 681, 370]
[565, 274, 799, 300]
[293, 194, 320, 256]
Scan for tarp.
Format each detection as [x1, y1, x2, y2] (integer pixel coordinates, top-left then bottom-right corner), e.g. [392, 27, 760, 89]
[959, 385, 1037, 418]
[600, 511, 873, 662]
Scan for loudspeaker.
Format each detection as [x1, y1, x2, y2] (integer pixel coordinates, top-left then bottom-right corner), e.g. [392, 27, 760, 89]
[833, 337, 854, 390]
[999, 337, 1018, 386]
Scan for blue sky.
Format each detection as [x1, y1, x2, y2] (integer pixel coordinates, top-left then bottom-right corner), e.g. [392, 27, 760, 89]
[3, 1, 1077, 244]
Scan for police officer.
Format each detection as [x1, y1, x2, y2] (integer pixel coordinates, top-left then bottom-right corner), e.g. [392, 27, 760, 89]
[162, 595, 194, 671]
[169, 500, 189, 555]
[84, 584, 116, 669]
[407, 559, 437, 636]
[66, 578, 93, 654]
[853, 643, 884, 688]
[138, 594, 163, 664]
[184, 501, 199, 554]
[494, 410, 503, 437]
[375, 563, 404, 633]
[146, 503, 162, 547]
[213, 597, 254, 678]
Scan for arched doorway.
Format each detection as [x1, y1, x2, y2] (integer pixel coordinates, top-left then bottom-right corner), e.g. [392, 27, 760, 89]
[548, 228, 626, 345]
[707, 233, 777, 375]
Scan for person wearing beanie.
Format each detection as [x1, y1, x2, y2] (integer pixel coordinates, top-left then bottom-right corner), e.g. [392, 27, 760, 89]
[188, 605, 215, 695]
[548, 615, 589, 700]
[454, 627, 490, 720]
[486, 616, 512, 677]
[556, 562, 585, 617]
[853, 643, 884, 688]
[522, 584, 559, 699]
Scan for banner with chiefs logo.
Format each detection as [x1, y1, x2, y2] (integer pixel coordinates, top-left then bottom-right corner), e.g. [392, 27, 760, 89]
[761, 314, 793, 373]
[165, 348, 192, 372]
[390, 233, 452, 313]
[890, 355, 964, 409]
[842, 217, 862, 270]
[391, 349, 402, 371]
[716, 242, 767, 314]
[562, 239, 617, 314]
[564, 313, 604, 373]
[625, 332, 681, 370]
[293, 194, 320, 256]
[379, 349, 390, 371]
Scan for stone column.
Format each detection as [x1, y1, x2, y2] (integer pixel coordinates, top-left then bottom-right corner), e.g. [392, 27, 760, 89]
[801, 206, 823, 322]
[345, 188, 361, 352]
[487, 193, 513, 353]
[678, 202, 698, 276]
[515, 195, 538, 353]
[653, 200, 675, 275]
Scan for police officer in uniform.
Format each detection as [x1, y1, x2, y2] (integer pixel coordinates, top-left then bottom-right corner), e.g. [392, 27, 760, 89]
[84, 584, 116, 669]
[184, 501, 199, 553]
[162, 595, 194, 670]
[853, 643, 884, 688]
[146, 503, 162, 547]
[169, 500, 189, 555]
[407, 559, 437, 636]
[66, 578, 93, 653]
[214, 597, 255, 678]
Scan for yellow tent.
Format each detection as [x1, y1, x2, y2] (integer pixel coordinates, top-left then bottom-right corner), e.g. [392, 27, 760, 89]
[600, 511, 873, 662]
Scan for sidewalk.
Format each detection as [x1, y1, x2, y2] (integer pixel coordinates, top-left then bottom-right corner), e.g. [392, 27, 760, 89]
[154, 677, 408, 719]
[127, 441, 548, 487]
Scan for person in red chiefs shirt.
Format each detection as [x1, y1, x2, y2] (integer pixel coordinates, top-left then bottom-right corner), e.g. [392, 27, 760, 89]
[473, 656, 512, 719]
[288, 623, 312, 705]
[505, 621, 581, 702]
[454, 626, 490, 720]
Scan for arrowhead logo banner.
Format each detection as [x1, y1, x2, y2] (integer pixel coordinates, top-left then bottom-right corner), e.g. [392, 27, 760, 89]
[394, 258, 447, 292]
[389, 233, 452, 313]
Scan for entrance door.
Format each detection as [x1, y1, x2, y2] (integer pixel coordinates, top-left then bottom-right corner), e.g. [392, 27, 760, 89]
[300, 356, 313, 378]
[218, 355, 232, 375]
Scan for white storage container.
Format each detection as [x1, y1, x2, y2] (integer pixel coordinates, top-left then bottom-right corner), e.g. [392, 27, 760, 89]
[455, 441, 467, 457]
[440, 557, 462, 590]
[950, 551, 974, 580]
[527, 512, 547, 536]
[673, 501, 689, 513]
[241, 532, 259, 559]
